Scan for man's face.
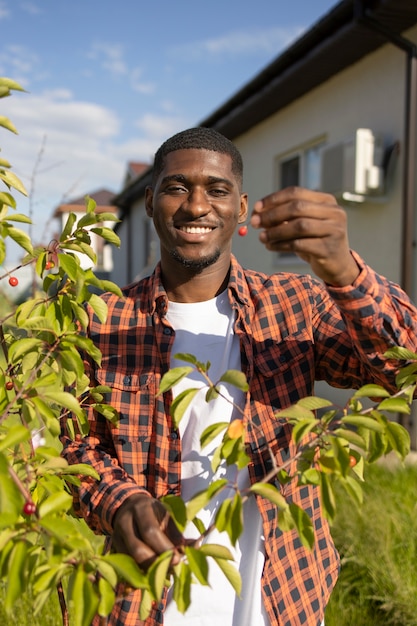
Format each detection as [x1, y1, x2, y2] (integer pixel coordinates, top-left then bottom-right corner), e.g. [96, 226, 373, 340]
[145, 149, 248, 272]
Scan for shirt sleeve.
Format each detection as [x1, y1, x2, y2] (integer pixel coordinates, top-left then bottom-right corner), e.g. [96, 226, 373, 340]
[312, 250, 417, 390]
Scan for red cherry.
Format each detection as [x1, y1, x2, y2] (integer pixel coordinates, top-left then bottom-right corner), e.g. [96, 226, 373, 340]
[8, 276, 18, 287]
[5, 381, 13, 390]
[23, 501, 36, 516]
[349, 455, 357, 468]
[45, 260, 55, 270]
[238, 225, 248, 237]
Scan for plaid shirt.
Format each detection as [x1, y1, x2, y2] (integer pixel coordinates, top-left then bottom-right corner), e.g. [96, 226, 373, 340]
[61, 252, 417, 626]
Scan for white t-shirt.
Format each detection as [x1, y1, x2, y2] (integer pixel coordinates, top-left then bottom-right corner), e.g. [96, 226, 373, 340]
[164, 291, 269, 626]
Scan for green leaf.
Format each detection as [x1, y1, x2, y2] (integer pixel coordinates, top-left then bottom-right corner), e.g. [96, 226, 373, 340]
[287, 502, 315, 550]
[384, 346, 417, 361]
[213, 556, 241, 596]
[8, 337, 43, 362]
[218, 369, 249, 391]
[158, 366, 194, 394]
[87, 293, 108, 323]
[0, 191, 16, 208]
[352, 384, 391, 399]
[332, 427, 367, 450]
[161, 494, 187, 532]
[0, 170, 27, 194]
[200, 421, 229, 450]
[98, 577, 116, 617]
[38, 490, 73, 517]
[60, 212, 77, 240]
[5, 212, 32, 224]
[4, 540, 28, 613]
[148, 551, 172, 601]
[341, 414, 385, 432]
[377, 397, 411, 414]
[184, 546, 209, 585]
[4, 224, 32, 251]
[0, 78, 26, 91]
[199, 543, 234, 560]
[292, 418, 319, 444]
[0, 424, 30, 451]
[101, 553, 148, 588]
[172, 561, 192, 614]
[297, 396, 333, 410]
[0, 115, 18, 134]
[320, 473, 336, 521]
[186, 480, 228, 521]
[170, 388, 199, 427]
[385, 421, 410, 459]
[274, 405, 316, 421]
[90, 226, 121, 246]
[249, 482, 288, 509]
[95, 558, 118, 588]
[59, 253, 80, 281]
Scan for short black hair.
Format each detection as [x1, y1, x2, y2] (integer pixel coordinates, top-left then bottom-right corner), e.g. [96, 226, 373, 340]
[151, 127, 243, 188]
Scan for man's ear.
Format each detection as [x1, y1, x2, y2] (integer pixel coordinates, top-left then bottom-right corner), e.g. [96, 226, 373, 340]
[238, 193, 248, 223]
[145, 187, 154, 217]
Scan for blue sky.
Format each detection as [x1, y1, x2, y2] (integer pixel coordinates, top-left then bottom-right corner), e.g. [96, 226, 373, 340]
[0, 0, 339, 251]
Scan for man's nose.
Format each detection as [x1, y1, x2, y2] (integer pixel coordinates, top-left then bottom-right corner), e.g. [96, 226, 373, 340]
[182, 188, 210, 215]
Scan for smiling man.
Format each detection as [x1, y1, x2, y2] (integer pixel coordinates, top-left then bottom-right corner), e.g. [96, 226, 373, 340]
[61, 127, 417, 626]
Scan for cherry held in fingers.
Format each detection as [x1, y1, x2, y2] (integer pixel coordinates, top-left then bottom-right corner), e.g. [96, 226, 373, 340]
[238, 225, 248, 237]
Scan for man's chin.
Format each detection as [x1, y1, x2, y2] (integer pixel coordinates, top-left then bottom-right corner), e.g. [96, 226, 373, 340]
[169, 249, 220, 271]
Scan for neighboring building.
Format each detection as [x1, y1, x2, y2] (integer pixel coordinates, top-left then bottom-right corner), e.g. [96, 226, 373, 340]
[111, 0, 417, 443]
[52, 188, 119, 280]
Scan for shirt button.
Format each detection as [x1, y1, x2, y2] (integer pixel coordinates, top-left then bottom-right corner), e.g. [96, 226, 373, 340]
[279, 355, 287, 363]
[123, 375, 131, 384]
[170, 431, 179, 440]
[163, 327, 172, 335]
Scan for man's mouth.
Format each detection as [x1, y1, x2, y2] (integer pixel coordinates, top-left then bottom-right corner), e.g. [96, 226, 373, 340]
[178, 225, 214, 234]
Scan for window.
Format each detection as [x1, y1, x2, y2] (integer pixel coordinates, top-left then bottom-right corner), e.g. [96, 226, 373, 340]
[277, 140, 325, 260]
[279, 142, 324, 191]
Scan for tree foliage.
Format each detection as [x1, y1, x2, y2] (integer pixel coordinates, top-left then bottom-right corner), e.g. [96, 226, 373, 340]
[0, 77, 416, 626]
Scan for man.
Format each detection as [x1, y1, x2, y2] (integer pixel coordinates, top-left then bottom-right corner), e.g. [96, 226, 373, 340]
[61, 127, 417, 626]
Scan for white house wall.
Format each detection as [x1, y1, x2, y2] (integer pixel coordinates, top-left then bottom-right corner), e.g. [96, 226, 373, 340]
[232, 25, 417, 298]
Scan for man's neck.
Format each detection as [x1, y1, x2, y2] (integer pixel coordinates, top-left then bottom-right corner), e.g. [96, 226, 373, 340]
[161, 260, 230, 303]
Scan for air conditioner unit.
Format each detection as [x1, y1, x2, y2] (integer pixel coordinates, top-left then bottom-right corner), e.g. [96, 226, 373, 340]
[320, 129, 384, 202]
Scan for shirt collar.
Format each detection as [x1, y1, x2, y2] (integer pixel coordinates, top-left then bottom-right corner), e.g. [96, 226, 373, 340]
[147, 254, 251, 316]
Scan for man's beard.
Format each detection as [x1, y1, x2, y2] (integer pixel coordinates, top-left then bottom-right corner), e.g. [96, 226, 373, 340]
[169, 247, 221, 272]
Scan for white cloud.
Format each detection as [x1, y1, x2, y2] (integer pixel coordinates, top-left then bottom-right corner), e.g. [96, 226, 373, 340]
[87, 43, 128, 77]
[0, 44, 44, 88]
[20, 2, 41, 15]
[0, 1, 10, 19]
[130, 67, 155, 94]
[175, 26, 305, 59]
[0, 89, 188, 254]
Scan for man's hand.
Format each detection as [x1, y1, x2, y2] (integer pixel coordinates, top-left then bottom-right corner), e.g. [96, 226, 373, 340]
[112, 493, 184, 571]
[250, 186, 360, 286]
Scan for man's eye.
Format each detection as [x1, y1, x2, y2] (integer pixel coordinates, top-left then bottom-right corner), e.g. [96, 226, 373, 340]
[166, 185, 186, 193]
[210, 188, 228, 196]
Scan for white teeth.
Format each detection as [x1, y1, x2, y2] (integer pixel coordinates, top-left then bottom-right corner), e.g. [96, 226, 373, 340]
[180, 226, 212, 234]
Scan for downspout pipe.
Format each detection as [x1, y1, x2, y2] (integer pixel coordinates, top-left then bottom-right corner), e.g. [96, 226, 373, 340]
[355, 0, 417, 299]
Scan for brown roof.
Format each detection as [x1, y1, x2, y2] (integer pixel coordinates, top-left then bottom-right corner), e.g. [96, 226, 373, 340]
[53, 188, 118, 217]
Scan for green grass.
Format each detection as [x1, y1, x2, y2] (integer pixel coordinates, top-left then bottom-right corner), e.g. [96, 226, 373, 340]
[326, 460, 417, 626]
[1, 462, 416, 625]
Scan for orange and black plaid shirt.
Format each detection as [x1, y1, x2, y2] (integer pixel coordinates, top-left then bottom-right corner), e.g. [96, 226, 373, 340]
[62, 252, 417, 626]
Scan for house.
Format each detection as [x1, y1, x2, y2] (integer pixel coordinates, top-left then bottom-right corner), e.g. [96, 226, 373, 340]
[111, 0, 417, 443]
[52, 188, 119, 280]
